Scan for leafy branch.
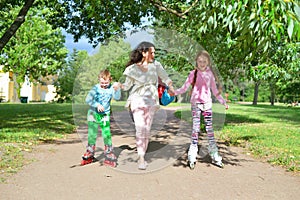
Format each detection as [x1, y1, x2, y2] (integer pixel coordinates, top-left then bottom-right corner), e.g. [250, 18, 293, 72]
[149, 0, 199, 19]
[0, 0, 35, 52]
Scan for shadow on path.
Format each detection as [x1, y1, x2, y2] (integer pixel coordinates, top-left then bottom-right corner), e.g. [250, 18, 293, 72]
[75, 107, 247, 173]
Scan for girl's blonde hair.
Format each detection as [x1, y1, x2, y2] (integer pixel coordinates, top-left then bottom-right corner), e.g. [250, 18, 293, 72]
[191, 50, 222, 96]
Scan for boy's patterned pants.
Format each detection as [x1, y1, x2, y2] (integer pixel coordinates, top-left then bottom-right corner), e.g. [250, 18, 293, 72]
[87, 110, 112, 146]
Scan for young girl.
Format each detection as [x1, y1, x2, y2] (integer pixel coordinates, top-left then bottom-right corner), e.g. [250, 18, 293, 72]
[81, 69, 121, 167]
[174, 50, 229, 169]
[121, 41, 174, 170]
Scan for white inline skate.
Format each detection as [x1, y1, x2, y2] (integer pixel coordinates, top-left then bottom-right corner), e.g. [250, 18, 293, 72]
[210, 151, 224, 168]
[188, 145, 198, 170]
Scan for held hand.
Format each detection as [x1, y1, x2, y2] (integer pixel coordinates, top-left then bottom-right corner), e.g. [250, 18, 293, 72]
[168, 85, 175, 96]
[168, 90, 175, 96]
[112, 82, 121, 91]
[117, 82, 124, 90]
[97, 104, 105, 112]
[225, 104, 229, 110]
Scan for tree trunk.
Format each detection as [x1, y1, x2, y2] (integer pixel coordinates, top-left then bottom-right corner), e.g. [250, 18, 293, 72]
[252, 81, 260, 105]
[270, 83, 276, 106]
[0, 0, 35, 52]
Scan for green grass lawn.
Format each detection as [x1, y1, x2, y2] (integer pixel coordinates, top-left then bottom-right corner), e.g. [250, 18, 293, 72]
[175, 103, 300, 172]
[0, 102, 299, 182]
[0, 103, 76, 182]
[225, 104, 299, 172]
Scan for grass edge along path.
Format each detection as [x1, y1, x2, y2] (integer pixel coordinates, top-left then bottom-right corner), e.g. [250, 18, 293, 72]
[175, 103, 299, 173]
[0, 102, 299, 182]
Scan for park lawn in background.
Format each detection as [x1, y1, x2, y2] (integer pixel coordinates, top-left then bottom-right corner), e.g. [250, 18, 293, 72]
[0, 103, 76, 182]
[175, 103, 300, 172]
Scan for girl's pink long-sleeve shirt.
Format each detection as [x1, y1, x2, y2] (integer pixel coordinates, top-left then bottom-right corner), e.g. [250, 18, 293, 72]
[174, 69, 226, 105]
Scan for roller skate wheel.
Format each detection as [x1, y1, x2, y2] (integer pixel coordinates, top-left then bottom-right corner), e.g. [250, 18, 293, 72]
[81, 159, 92, 166]
[189, 162, 195, 170]
[80, 160, 85, 166]
[212, 160, 224, 168]
[104, 160, 117, 168]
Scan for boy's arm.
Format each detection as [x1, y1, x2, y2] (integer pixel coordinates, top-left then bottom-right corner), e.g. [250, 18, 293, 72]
[85, 86, 100, 108]
[112, 83, 121, 100]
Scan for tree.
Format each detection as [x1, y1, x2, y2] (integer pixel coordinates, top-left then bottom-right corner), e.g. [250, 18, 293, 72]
[268, 42, 300, 104]
[155, 0, 300, 104]
[2, 1, 299, 57]
[72, 38, 131, 103]
[0, 0, 151, 51]
[54, 49, 88, 102]
[248, 40, 300, 105]
[1, 0, 299, 105]
[156, 0, 299, 65]
[0, 5, 68, 91]
[0, 0, 35, 52]
[277, 54, 300, 103]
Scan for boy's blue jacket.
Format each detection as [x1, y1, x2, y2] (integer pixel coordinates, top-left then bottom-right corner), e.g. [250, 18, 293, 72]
[85, 84, 121, 114]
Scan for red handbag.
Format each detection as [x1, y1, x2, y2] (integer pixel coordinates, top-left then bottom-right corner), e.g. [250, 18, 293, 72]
[158, 84, 174, 106]
[158, 84, 165, 98]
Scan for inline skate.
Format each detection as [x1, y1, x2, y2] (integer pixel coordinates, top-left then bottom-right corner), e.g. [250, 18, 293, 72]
[103, 145, 117, 168]
[210, 151, 224, 168]
[188, 145, 198, 169]
[81, 145, 96, 166]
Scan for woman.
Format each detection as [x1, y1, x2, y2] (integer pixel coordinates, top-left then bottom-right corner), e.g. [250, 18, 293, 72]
[121, 41, 174, 170]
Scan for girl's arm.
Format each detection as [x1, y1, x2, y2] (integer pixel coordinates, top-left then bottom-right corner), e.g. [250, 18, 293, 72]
[210, 73, 227, 106]
[174, 71, 193, 95]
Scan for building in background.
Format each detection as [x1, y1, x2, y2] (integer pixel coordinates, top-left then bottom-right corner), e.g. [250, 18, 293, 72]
[0, 65, 57, 103]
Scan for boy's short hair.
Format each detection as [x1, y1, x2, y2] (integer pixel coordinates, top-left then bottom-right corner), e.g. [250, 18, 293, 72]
[98, 69, 112, 81]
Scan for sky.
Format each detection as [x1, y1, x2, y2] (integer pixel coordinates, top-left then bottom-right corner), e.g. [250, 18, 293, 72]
[64, 29, 154, 55]
[63, 30, 94, 54]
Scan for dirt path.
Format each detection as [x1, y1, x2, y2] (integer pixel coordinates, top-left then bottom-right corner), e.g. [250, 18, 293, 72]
[0, 108, 299, 200]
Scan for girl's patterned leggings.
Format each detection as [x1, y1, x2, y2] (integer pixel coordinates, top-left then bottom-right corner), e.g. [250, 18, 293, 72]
[191, 104, 218, 153]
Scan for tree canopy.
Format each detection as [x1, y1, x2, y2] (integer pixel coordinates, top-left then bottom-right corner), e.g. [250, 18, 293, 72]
[0, 4, 68, 85]
[1, 0, 299, 103]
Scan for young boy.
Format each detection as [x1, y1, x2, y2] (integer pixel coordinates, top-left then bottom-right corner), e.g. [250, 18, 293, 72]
[81, 69, 121, 167]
